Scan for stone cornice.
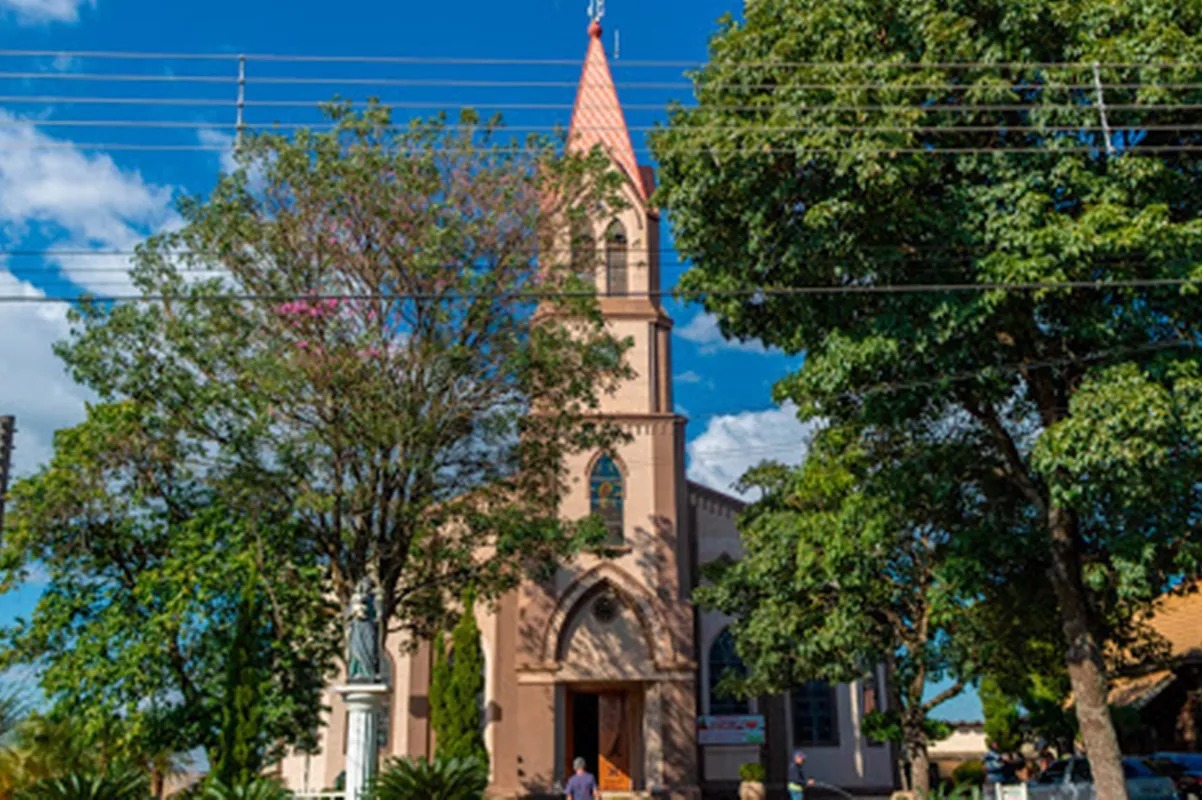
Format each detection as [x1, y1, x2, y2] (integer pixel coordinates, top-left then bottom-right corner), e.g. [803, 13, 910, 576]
[532, 299, 674, 326]
[686, 480, 746, 517]
[583, 412, 685, 435]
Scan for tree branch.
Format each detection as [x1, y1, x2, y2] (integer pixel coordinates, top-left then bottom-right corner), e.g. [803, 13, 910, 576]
[960, 395, 1047, 514]
[923, 679, 966, 713]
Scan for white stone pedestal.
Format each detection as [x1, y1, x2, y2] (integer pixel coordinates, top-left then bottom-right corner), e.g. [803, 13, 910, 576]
[335, 683, 390, 800]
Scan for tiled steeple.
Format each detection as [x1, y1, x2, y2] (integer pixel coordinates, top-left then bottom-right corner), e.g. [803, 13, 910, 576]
[568, 21, 652, 202]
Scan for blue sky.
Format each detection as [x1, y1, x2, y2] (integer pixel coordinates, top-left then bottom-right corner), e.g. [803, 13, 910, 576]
[0, 0, 981, 721]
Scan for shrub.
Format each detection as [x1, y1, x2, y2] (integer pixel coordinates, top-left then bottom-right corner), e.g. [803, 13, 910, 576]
[929, 784, 975, 800]
[200, 778, 290, 800]
[739, 763, 766, 783]
[213, 574, 268, 789]
[431, 595, 487, 770]
[952, 760, 985, 787]
[14, 764, 148, 800]
[369, 756, 488, 800]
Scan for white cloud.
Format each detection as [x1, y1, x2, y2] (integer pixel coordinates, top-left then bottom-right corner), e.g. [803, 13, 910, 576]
[0, 109, 178, 296]
[198, 128, 239, 176]
[0, 112, 178, 478]
[686, 403, 819, 500]
[677, 311, 770, 355]
[0, 0, 93, 24]
[49, 53, 78, 72]
[0, 270, 93, 478]
[674, 370, 705, 384]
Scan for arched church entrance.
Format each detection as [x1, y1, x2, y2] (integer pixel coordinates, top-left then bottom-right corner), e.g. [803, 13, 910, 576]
[553, 577, 663, 792]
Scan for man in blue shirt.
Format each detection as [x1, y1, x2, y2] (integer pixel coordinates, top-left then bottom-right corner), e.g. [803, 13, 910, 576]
[565, 757, 601, 800]
[984, 740, 1007, 789]
[789, 751, 815, 800]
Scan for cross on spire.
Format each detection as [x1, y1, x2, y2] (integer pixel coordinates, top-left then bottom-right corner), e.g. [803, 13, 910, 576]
[588, 0, 605, 24]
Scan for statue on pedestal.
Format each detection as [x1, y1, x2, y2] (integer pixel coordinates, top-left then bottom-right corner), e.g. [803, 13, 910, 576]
[347, 577, 380, 683]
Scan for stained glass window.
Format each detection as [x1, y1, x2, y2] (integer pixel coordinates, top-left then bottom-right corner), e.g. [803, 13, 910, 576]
[709, 629, 750, 715]
[589, 454, 625, 545]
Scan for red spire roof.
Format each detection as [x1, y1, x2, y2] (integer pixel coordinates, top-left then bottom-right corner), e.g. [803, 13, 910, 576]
[568, 22, 650, 202]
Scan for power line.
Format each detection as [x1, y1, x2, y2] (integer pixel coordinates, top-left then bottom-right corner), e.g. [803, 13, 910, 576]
[2, 253, 1196, 279]
[7, 94, 1202, 114]
[5, 120, 1202, 136]
[1, 247, 1189, 260]
[682, 339, 1202, 466]
[5, 141, 1202, 155]
[10, 70, 1202, 92]
[4, 48, 1202, 69]
[0, 95, 235, 107]
[0, 245, 1180, 256]
[847, 339, 1195, 401]
[4, 278, 1202, 304]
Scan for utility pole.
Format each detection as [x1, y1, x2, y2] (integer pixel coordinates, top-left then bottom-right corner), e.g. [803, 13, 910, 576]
[0, 416, 14, 533]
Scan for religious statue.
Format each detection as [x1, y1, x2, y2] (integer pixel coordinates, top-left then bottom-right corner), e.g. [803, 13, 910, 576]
[347, 578, 380, 682]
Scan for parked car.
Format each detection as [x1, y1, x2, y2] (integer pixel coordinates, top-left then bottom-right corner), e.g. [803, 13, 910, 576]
[1026, 757, 1177, 800]
[1147, 753, 1202, 800]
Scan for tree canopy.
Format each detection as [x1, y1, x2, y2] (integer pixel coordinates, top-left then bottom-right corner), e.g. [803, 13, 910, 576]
[0, 402, 336, 763]
[652, 3, 1202, 798]
[33, 102, 631, 638]
[697, 425, 989, 794]
[1, 102, 636, 763]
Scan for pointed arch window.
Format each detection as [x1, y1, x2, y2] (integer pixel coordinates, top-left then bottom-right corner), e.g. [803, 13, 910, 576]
[589, 454, 625, 545]
[604, 220, 628, 296]
[708, 629, 750, 716]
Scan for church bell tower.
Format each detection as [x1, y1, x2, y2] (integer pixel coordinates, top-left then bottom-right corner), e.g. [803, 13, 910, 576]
[502, 15, 700, 799]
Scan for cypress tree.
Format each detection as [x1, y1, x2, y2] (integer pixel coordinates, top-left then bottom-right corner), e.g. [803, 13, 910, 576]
[430, 630, 450, 744]
[432, 593, 487, 769]
[214, 570, 266, 786]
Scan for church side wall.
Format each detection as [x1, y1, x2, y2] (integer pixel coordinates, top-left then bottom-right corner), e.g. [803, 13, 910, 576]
[689, 487, 896, 794]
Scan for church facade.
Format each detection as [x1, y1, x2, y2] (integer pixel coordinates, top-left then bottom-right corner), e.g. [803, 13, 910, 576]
[278, 21, 896, 800]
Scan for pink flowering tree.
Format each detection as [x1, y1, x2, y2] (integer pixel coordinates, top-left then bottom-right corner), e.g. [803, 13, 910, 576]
[56, 102, 632, 645]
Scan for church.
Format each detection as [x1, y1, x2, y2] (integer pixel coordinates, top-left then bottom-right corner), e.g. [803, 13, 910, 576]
[278, 19, 896, 800]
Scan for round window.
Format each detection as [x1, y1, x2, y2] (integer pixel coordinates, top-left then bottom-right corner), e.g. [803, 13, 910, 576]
[592, 591, 620, 624]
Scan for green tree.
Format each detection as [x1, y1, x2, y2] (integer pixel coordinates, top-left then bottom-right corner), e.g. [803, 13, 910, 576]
[0, 714, 184, 800]
[429, 634, 450, 745]
[0, 687, 29, 744]
[0, 403, 338, 764]
[980, 677, 1023, 754]
[433, 595, 486, 768]
[698, 427, 979, 795]
[213, 571, 266, 788]
[652, 3, 1202, 798]
[48, 102, 631, 660]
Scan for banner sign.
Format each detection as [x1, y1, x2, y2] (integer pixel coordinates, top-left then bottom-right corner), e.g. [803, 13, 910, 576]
[697, 715, 766, 745]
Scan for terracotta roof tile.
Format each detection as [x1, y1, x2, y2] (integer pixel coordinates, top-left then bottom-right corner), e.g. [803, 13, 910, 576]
[1108, 669, 1175, 709]
[568, 23, 649, 202]
[1146, 580, 1202, 660]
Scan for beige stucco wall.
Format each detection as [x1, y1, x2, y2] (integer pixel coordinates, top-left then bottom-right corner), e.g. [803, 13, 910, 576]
[558, 589, 657, 681]
[688, 485, 896, 791]
[929, 726, 987, 759]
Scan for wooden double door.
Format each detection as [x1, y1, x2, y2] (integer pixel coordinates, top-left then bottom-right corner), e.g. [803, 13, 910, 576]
[565, 686, 641, 792]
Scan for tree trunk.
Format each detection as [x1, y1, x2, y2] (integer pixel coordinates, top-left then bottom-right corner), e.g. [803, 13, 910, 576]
[902, 705, 932, 798]
[1047, 505, 1128, 800]
[908, 740, 932, 797]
